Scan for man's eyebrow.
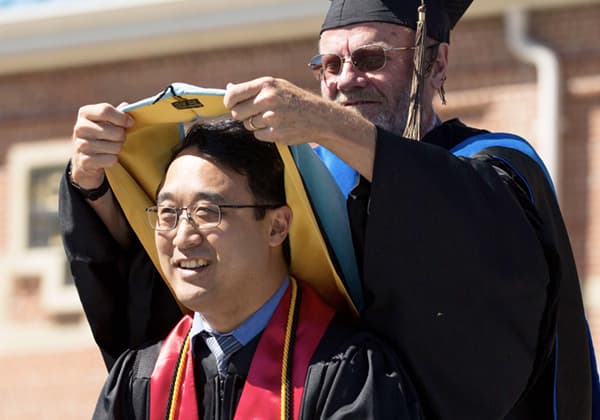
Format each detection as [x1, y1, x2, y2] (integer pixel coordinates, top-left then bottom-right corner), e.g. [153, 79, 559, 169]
[156, 191, 226, 203]
[193, 192, 226, 203]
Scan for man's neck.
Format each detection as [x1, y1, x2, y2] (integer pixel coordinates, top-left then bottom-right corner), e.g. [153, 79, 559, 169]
[199, 267, 289, 333]
[426, 113, 442, 137]
[192, 276, 290, 343]
[389, 110, 441, 140]
[418, 112, 442, 140]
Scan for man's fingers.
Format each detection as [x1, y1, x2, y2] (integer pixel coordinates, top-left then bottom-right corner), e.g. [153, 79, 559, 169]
[251, 127, 275, 143]
[75, 152, 119, 173]
[224, 77, 277, 111]
[116, 102, 130, 111]
[70, 102, 133, 190]
[78, 103, 134, 128]
[223, 80, 260, 109]
[74, 136, 125, 156]
[231, 97, 263, 122]
[74, 119, 128, 145]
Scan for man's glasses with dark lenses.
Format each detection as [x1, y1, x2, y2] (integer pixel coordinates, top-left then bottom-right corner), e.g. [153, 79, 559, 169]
[308, 43, 441, 81]
[308, 44, 415, 81]
[145, 203, 284, 231]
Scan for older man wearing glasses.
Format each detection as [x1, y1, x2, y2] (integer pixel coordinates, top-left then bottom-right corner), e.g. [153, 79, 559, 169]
[61, 0, 597, 419]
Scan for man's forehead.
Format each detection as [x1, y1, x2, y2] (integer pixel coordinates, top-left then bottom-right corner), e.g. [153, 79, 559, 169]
[160, 152, 252, 201]
[163, 154, 226, 190]
[319, 22, 414, 50]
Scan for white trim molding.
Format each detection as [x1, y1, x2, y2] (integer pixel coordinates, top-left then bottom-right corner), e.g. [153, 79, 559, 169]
[3, 140, 80, 316]
[1, 0, 596, 76]
[0, 0, 328, 75]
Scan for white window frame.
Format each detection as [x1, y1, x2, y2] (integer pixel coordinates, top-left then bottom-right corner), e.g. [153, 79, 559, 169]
[2, 140, 80, 316]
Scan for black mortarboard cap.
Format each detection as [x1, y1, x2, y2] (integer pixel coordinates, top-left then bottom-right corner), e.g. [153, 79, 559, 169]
[320, 0, 473, 43]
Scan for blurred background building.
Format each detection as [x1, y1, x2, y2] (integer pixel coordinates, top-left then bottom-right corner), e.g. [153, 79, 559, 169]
[0, 0, 598, 418]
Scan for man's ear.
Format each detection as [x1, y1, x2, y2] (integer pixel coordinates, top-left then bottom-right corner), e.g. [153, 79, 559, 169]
[268, 206, 292, 247]
[430, 42, 449, 91]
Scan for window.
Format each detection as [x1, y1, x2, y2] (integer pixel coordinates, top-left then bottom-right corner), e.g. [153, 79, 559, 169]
[28, 165, 63, 248]
[3, 141, 79, 315]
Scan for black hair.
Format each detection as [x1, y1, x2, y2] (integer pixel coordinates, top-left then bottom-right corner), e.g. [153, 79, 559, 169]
[163, 119, 290, 265]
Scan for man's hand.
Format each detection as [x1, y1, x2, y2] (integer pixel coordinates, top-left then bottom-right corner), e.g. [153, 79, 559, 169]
[70, 103, 134, 189]
[225, 77, 333, 145]
[69, 102, 135, 247]
[224, 77, 377, 180]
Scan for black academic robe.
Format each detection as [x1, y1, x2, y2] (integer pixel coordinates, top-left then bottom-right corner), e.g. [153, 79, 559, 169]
[59, 164, 182, 369]
[349, 119, 591, 419]
[92, 315, 422, 419]
[60, 119, 592, 419]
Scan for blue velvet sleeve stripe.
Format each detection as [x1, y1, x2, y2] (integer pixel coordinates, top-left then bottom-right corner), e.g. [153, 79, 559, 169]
[449, 132, 557, 197]
[554, 336, 559, 420]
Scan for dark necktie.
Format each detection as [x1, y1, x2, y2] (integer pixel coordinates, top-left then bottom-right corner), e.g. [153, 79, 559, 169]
[203, 332, 242, 375]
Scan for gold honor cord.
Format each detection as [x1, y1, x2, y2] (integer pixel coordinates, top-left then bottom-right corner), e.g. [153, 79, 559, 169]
[165, 329, 192, 420]
[281, 277, 299, 420]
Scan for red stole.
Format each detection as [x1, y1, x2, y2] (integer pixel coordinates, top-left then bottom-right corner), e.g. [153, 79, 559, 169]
[150, 314, 197, 420]
[149, 280, 335, 420]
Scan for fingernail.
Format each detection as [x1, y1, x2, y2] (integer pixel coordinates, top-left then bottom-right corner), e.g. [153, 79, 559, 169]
[126, 116, 135, 127]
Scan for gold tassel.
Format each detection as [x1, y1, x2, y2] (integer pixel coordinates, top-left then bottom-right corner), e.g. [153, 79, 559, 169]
[402, 0, 427, 141]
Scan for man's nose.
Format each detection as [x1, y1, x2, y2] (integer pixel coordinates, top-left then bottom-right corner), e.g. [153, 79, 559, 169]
[335, 60, 368, 91]
[172, 212, 203, 248]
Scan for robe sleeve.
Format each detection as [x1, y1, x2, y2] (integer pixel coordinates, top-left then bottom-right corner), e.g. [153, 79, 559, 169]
[300, 332, 423, 419]
[59, 164, 181, 370]
[354, 128, 553, 419]
[92, 343, 159, 420]
[477, 147, 591, 419]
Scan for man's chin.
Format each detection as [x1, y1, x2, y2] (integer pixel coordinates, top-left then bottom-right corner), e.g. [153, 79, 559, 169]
[337, 99, 407, 135]
[173, 283, 210, 310]
[346, 102, 381, 116]
[365, 114, 405, 134]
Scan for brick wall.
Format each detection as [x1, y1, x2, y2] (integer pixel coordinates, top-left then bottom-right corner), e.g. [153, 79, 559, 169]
[0, 347, 105, 420]
[0, 3, 598, 418]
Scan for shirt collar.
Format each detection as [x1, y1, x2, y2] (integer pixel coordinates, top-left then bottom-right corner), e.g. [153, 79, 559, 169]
[190, 276, 289, 346]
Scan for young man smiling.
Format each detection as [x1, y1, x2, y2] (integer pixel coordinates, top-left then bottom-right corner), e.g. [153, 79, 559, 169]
[90, 119, 421, 419]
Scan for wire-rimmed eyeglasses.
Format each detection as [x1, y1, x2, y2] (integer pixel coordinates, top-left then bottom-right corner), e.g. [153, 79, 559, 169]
[308, 43, 440, 81]
[145, 203, 285, 231]
[308, 44, 416, 81]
